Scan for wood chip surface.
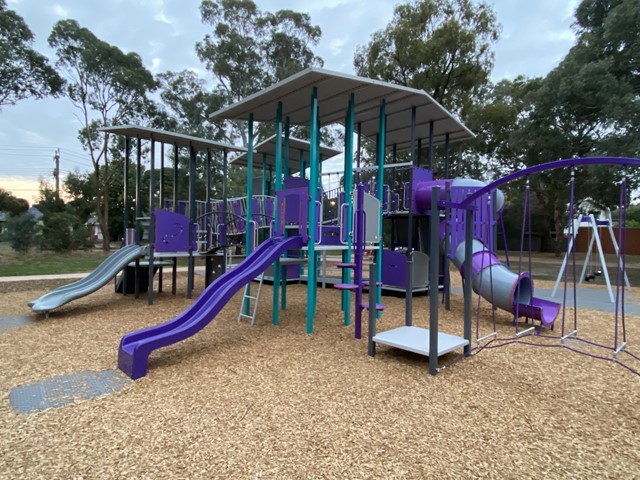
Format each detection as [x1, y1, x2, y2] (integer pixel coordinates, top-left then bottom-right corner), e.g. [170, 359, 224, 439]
[0, 270, 639, 479]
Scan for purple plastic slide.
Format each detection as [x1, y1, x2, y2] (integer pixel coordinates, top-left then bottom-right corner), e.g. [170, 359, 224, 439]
[118, 235, 304, 379]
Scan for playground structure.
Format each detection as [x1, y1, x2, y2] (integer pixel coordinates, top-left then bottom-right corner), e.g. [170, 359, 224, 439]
[27, 67, 639, 380]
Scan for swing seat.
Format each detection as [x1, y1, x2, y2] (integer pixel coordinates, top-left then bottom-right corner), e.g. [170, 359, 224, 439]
[514, 297, 561, 328]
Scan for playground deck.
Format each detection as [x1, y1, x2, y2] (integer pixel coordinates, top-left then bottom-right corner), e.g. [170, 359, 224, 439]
[0, 272, 639, 478]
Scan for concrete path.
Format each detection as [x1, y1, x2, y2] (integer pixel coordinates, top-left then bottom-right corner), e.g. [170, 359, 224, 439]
[0, 266, 198, 283]
[451, 286, 640, 315]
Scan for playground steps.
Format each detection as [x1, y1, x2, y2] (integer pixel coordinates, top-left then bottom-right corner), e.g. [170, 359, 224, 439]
[334, 283, 359, 291]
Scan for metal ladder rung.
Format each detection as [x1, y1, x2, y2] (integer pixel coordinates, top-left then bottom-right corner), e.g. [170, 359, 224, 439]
[237, 274, 264, 325]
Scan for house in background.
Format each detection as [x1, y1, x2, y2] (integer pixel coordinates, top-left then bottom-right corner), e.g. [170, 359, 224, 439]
[85, 216, 104, 245]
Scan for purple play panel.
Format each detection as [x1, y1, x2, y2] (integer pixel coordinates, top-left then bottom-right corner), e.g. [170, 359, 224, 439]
[118, 235, 305, 379]
[154, 210, 197, 252]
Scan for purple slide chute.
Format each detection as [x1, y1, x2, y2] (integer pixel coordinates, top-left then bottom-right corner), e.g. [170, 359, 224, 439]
[118, 235, 304, 379]
[452, 238, 560, 327]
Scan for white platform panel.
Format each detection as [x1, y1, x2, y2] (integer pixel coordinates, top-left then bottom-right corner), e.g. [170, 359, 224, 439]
[373, 326, 468, 357]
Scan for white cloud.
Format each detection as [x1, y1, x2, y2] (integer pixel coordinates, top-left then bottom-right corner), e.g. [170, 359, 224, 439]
[53, 4, 69, 17]
[154, 10, 171, 25]
[150, 57, 162, 72]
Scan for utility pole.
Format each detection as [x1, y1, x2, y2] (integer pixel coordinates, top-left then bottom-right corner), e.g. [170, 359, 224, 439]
[53, 148, 60, 198]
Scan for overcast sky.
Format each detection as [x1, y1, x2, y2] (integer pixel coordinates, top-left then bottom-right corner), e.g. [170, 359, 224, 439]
[0, 0, 579, 203]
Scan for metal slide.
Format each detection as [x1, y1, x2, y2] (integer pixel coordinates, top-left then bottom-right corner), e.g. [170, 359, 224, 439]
[118, 235, 304, 379]
[29, 244, 148, 315]
[451, 239, 560, 327]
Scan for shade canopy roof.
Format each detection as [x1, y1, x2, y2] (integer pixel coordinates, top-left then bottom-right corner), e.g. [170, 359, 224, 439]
[231, 135, 341, 172]
[210, 67, 474, 153]
[100, 125, 246, 154]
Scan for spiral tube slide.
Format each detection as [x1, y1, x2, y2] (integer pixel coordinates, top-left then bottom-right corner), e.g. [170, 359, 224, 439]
[451, 239, 560, 327]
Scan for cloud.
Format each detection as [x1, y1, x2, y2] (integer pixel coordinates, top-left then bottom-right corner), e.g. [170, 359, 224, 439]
[52, 4, 69, 17]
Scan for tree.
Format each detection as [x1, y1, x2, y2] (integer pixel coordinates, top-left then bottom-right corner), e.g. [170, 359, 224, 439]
[0, 188, 29, 216]
[0, 0, 63, 108]
[353, 0, 499, 117]
[196, 0, 323, 145]
[48, 20, 157, 251]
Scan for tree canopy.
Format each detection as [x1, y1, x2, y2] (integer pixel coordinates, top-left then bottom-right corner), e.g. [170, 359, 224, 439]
[353, 0, 499, 116]
[48, 19, 157, 250]
[0, 0, 63, 108]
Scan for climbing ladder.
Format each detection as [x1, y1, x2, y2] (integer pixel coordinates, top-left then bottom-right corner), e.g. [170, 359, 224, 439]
[237, 274, 264, 325]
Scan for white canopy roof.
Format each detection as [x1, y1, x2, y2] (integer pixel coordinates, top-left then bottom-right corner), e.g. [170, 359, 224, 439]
[100, 125, 246, 154]
[210, 67, 474, 153]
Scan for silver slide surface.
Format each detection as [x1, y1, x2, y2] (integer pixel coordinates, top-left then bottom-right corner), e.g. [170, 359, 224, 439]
[29, 244, 148, 314]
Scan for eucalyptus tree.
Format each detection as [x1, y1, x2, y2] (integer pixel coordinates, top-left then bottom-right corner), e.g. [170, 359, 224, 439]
[0, 0, 62, 108]
[48, 20, 156, 251]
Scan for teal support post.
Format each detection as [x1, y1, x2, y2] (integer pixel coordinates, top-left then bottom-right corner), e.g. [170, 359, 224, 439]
[244, 114, 254, 315]
[268, 165, 273, 195]
[281, 116, 290, 311]
[306, 88, 319, 334]
[375, 100, 386, 311]
[272, 102, 283, 325]
[341, 94, 355, 323]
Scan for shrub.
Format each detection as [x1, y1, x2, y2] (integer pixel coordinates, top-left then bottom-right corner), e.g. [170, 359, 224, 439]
[41, 212, 89, 252]
[5, 212, 37, 253]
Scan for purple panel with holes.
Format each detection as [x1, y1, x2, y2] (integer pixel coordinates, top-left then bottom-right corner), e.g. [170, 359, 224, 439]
[154, 210, 196, 252]
[380, 249, 408, 288]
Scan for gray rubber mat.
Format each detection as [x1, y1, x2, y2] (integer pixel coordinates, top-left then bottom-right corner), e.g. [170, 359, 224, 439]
[9, 370, 132, 414]
[0, 315, 33, 333]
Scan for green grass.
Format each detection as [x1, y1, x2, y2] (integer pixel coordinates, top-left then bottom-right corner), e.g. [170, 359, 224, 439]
[0, 242, 110, 276]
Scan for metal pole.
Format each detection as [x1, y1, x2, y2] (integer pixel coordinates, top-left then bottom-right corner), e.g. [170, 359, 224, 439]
[272, 104, 282, 324]
[342, 94, 355, 325]
[405, 106, 416, 326]
[281, 115, 290, 311]
[306, 87, 319, 334]
[148, 138, 156, 305]
[375, 100, 386, 312]
[429, 186, 440, 375]
[187, 144, 196, 299]
[427, 120, 434, 172]
[463, 202, 473, 355]
[123, 136, 130, 242]
[444, 132, 450, 179]
[159, 142, 165, 207]
[245, 114, 254, 315]
[368, 262, 377, 356]
[173, 143, 178, 211]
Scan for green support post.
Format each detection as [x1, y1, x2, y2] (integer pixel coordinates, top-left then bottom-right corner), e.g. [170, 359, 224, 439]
[375, 100, 386, 312]
[341, 94, 355, 324]
[273, 103, 283, 325]
[306, 88, 319, 334]
[244, 114, 254, 315]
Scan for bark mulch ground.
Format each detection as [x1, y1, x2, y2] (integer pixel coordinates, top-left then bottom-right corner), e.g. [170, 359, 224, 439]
[0, 272, 639, 479]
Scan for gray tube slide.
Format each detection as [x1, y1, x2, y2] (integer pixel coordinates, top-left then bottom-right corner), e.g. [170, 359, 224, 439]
[451, 239, 559, 327]
[29, 244, 148, 315]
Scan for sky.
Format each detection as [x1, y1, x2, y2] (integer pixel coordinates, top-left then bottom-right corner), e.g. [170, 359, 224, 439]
[0, 0, 579, 204]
